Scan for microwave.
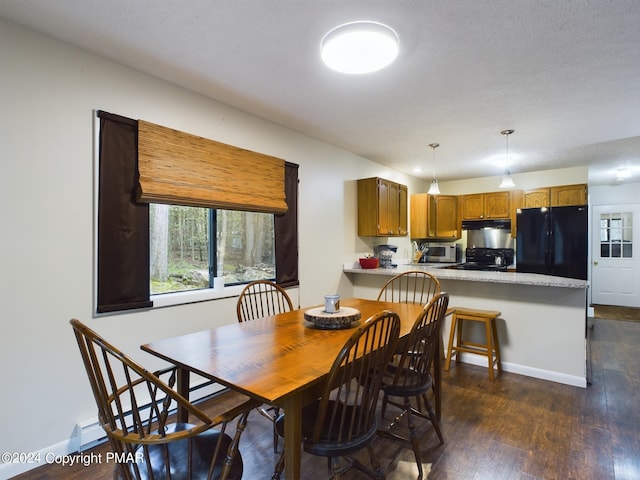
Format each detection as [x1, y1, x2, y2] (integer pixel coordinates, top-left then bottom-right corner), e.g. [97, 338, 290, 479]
[420, 242, 461, 263]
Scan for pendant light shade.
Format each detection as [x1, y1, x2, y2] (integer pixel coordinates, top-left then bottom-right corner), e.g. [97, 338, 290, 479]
[427, 143, 441, 195]
[499, 129, 515, 188]
[321, 21, 399, 74]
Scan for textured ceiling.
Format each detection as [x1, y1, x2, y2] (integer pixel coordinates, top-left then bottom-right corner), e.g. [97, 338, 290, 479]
[2, 0, 639, 185]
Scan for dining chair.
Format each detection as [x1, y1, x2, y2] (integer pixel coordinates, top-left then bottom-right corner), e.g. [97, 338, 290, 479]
[272, 310, 401, 480]
[70, 319, 260, 480]
[377, 291, 450, 480]
[376, 269, 444, 419]
[376, 270, 441, 305]
[236, 279, 294, 323]
[236, 279, 294, 453]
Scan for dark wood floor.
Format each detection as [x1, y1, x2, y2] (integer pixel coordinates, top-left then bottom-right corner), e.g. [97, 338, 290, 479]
[14, 316, 640, 479]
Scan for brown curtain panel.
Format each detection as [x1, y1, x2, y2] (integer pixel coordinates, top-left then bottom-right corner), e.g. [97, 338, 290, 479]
[275, 162, 299, 287]
[96, 111, 152, 313]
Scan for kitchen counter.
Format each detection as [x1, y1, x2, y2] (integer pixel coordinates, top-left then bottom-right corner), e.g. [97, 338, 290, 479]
[342, 263, 589, 388]
[343, 263, 589, 289]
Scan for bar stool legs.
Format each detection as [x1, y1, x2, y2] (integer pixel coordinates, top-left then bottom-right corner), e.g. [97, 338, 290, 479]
[445, 308, 502, 380]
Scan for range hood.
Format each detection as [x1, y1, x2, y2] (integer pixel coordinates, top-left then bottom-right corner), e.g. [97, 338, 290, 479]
[462, 219, 511, 230]
[463, 219, 513, 249]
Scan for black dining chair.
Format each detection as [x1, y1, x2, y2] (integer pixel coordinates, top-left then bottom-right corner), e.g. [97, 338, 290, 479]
[377, 269, 444, 421]
[377, 291, 450, 479]
[70, 319, 260, 480]
[271, 310, 401, 479]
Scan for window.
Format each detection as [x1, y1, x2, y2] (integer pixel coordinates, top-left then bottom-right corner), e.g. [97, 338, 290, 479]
[150, 205, 276, 294]
[600, 212, 633, 258]
[96, 111, 298, 313]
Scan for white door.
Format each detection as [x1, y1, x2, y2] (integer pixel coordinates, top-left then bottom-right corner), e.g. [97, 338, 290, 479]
[591, 205, 640, 307]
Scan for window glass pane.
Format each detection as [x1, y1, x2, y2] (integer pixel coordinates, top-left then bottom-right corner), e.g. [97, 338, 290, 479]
[217, 210, 275, 284]
[150, 205, 210, 294]
[600, 212, 634, 259]
[149, 206, 276, 294]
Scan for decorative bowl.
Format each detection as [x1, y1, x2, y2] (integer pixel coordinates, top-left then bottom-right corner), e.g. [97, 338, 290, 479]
[359, 257, 379, 269]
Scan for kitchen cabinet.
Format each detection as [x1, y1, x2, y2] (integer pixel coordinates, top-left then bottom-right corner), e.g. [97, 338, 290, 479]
[521, 184, 587, 208]
[410, 194, 459, 239]
[551, 184, 587, 206]
[461, 191, 511, 220]
[522, 188, 550, 208]
[357, 177, 408, 237]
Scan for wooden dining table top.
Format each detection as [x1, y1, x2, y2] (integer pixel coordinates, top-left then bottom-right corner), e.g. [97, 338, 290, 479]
[141, 297, 426, 407]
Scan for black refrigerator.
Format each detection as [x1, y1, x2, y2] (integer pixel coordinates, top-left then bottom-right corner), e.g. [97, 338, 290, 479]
[516, 205, 588, 280]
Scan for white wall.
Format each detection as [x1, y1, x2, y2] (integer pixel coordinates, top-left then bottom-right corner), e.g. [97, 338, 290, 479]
[0, 18, 430, 475]
[589, 182, 640, 206]
[437, 166, 589, 195]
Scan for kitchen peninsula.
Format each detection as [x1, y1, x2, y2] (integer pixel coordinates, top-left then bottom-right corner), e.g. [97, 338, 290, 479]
[343, 264, 589, 388]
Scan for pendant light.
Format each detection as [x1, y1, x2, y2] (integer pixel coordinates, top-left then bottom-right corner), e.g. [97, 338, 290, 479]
[499, 129, 515, 188]
[427, 143, 441, 195]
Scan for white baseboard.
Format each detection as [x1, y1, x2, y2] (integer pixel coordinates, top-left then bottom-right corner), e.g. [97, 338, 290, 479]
[446, 352, 587, 388]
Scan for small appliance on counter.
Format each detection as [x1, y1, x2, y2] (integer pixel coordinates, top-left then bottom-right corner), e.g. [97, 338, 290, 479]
[415, 241, 461, 263]
[375, 244, 397, 268]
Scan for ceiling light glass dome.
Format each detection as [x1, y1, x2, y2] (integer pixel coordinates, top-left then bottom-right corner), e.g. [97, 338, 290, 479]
[321, 21, 399, 74]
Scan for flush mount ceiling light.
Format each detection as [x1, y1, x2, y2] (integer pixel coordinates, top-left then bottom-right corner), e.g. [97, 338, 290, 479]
[499, 129, 515, 188]
[427, 143, 441, 195]
[321, 21, 399, 74]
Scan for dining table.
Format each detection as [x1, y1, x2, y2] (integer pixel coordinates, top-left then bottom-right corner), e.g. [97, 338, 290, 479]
[141, 297, 429, 480]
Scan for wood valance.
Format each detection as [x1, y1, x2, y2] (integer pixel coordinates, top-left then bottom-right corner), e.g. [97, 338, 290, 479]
[137, 120, 288, 214]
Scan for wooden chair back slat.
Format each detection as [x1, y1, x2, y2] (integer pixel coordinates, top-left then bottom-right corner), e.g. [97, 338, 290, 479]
[377, 270, 441, 306]
[236, 280, 293, 322]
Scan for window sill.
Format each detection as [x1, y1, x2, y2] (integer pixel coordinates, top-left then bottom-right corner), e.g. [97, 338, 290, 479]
[151, 285, 246, 309]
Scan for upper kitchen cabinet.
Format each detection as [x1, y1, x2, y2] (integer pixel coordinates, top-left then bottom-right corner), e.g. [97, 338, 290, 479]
[551, 184, 587, 206]
[522, 188, 550, 208]
[358, 177, 408, 237]
[410, 194, 460, 239]
[461, 191, 511, 220]
[522, 184, 587, 208]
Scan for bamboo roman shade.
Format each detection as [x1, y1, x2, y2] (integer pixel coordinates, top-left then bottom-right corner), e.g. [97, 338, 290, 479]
[137, 120, 288, 214]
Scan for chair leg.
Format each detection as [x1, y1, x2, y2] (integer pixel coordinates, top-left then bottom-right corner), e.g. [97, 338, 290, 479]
[381, 392, 389, 419]
[329, 456, 343, 480]
[272, 410, 279, 453]
[220, 409, 251, 480]
[418, 394, 444, 445]
[403, 396, 425, 479]
[272, 450, 285, 480]
[365, 445, 385, 480]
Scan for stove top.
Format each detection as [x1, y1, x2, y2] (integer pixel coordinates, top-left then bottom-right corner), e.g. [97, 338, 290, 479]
[449, 262, 508, 271]
[451, 247, 515, 272]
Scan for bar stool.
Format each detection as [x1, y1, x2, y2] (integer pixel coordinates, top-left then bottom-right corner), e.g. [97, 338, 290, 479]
[445, 307, 502, 380]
